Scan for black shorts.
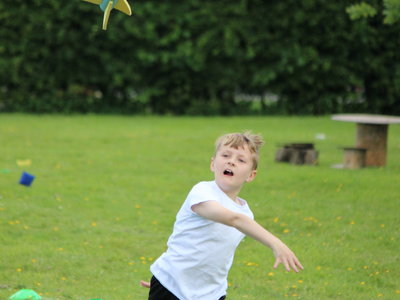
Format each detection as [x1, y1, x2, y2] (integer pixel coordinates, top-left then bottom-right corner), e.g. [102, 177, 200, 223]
[148, 276, 226, 300]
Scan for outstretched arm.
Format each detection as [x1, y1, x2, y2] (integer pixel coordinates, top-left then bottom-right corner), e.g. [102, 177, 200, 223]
[192, 200, 304, 272]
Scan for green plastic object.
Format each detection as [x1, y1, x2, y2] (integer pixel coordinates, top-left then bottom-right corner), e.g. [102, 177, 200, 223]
[9, 289, 41, 300]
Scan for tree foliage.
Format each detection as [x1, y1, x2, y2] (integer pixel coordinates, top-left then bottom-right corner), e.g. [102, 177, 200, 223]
[347, 0, 400, 24]
[1, 0, 400, 114]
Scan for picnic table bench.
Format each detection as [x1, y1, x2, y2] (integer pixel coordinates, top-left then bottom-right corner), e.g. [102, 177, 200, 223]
[332, 114, 400, 167]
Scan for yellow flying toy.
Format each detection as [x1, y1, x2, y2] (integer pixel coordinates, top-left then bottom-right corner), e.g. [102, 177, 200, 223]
[83, 0, 132, 30]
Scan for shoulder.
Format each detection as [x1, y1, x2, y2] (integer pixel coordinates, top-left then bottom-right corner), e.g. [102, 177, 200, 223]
[187, 181, 220, 206]
[189, 181, 216, 194]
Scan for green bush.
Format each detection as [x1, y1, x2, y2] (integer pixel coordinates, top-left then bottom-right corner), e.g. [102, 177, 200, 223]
[1, 0, 400, 114]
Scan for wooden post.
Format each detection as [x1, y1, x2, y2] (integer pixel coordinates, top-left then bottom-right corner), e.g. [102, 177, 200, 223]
[356, 124, 388, 166]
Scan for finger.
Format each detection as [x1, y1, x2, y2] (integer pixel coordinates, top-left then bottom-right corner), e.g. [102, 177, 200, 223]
[140, 280, 151, 288]
[292, 255, 304, 271]
[294, 261, 304, 271]
[296, 259, 304, 270]
[283, 259, 290, 272]
[273, 258, 280, 269]
[290, 259, 299, 273]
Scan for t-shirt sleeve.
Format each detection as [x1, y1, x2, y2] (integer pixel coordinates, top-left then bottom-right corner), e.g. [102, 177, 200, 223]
[188, 182, 219, 209]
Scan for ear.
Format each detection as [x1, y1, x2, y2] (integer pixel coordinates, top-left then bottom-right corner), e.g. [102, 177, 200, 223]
[246, 170, 257, 183]
[210, 157, 215, 172]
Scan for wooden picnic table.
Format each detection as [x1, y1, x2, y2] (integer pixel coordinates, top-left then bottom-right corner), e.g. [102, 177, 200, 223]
[331, 114, 400, 167]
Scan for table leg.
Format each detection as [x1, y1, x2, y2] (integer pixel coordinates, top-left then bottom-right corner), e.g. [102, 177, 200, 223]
[355, 123, 388, 166]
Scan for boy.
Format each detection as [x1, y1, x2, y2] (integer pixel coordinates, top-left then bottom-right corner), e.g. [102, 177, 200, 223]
[141, 132, 303, 299]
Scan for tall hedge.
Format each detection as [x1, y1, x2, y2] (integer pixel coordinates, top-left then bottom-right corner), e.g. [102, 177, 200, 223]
[1, 0, 399, 114]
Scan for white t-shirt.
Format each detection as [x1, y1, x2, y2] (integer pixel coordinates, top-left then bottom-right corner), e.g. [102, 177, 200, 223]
[150, 181, 254, 300]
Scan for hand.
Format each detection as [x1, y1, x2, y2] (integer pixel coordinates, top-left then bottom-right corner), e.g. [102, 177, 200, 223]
[140, 280, 150, 288]
[272, 241, 304, 272]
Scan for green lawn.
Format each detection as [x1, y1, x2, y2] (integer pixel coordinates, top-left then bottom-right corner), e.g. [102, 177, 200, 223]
[0, 114, 399, 300]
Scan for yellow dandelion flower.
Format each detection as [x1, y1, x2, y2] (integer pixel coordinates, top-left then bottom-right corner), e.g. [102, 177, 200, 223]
[292, 285, 297, 289]
[360, 281, 365, 285]
[17, 159, 32, 167]
[396, 290, 400, 294]
[16, 268, 22, 272]
[347, 267, 353, 271]
[292, 293, 298, 297]
[32, 259, 37, 263]
[135, 204, 141, 209]
[36, 282, 42, 286]
[316, 266, 321, 271]
[349, 221, 355, 225]
[298, 280, 303, 284]
[273, 217, 279, 223]
[380, 224, 385, 228]
[377, 293, 383, 297]
[268, 272, 274, 276]
[140, 256, 146, 260]
[283, 229, 290, 233]
[53, 227, 60, 231]
[61, 277, 67, 281]
[91, 222, 97, 227]
[363, 266, 369, 269]
[57, 247, 64, 251]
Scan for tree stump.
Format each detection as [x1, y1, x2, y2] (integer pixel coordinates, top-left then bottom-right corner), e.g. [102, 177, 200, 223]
[275, 143, 318, 165]
[343, 147, 367, 169]
[356, 123, 388, 166]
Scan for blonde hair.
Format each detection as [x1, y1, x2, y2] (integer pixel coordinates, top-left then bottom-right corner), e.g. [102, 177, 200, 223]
[214, 131, 264, 170]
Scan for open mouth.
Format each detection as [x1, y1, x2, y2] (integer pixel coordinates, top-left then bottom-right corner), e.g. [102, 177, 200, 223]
[223, 169, 234, 176]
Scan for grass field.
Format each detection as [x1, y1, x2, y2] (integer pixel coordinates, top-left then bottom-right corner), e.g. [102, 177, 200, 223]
[1, 114, 399, 300]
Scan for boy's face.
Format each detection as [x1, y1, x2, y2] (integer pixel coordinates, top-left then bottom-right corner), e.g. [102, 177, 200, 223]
[210, 144, 257, 199]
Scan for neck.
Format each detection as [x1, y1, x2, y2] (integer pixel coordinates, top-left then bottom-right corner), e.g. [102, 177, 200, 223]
[215, 182, 241, 203]
[226, 191, 240, 203]
[215, 181, 242, 203]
